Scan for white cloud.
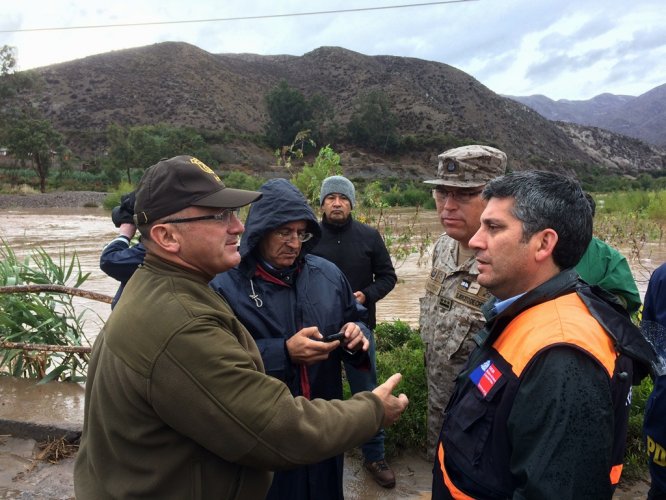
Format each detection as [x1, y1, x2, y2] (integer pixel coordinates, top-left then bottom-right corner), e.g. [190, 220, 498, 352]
[2, 0, 664, 100]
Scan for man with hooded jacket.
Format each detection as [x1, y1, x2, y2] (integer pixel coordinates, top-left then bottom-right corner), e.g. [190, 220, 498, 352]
[210, 178, 372, 500]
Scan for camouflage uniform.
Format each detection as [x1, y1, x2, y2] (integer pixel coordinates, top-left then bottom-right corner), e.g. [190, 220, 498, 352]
[421, 143, 508, 461]
[419, 235, 491, 460]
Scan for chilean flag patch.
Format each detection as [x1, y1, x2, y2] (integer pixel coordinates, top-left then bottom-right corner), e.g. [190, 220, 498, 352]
[469, 360, 503, 397]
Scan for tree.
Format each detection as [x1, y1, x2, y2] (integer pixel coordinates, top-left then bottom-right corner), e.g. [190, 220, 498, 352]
[0, 45, 37, 111]
[264, 81, 318, 149]
[291, 145, 343, 205]
[0, 45, 16, 77]
[308, 93, 337, 145]
[347, 90, 400, 154]
[2, 44, 61, 193]
[0, 45, 19, 143]
[5, 118, 64, 193]
[106, 123, 210, 183]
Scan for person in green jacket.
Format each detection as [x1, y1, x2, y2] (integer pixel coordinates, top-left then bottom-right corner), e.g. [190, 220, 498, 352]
[575, 193, 641, 314]
[74, 155, 409, 500]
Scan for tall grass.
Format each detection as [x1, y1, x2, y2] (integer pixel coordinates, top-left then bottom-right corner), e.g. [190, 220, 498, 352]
[0, 241, 91, 382]
[597, 190, 665, 220]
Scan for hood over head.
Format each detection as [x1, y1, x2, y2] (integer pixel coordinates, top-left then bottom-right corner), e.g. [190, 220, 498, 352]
[240, 178, 321, 259]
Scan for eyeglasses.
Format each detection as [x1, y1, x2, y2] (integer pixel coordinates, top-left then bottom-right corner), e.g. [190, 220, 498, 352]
[433, 189, 483, 204]
[161, 208, 241, 225]
[273, 228, 313, 243]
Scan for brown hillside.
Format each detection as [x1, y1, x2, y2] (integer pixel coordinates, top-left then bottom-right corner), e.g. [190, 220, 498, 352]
[16, 41, 665, 178]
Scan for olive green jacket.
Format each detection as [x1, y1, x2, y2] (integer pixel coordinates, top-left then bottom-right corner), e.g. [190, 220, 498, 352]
[74, 254, 383, 499]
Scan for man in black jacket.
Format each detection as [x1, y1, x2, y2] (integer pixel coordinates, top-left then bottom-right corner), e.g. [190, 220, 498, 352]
[432, 170, 654, 499]
[312, 175, 398, 488]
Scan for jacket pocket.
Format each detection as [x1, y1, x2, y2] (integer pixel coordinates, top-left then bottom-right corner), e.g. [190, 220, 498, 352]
[444, 374, 506, 466]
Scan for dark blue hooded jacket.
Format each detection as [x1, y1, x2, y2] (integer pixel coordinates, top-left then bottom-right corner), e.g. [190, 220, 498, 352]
[210, 178, 370, 500]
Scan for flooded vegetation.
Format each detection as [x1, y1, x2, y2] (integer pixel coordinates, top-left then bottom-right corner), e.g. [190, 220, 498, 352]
[1, 206, 663, 340]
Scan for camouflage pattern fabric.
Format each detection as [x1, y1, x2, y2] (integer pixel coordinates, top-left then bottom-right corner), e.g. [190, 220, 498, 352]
[419, 234, 490, 460]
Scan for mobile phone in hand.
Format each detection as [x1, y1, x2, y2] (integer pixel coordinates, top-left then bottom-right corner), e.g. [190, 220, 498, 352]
[321, 331, 345, 342]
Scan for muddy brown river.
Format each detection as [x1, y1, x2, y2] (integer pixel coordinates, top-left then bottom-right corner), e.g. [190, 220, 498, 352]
[1, 206, 664, 345]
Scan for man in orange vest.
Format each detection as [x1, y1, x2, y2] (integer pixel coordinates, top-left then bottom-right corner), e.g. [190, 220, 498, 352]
[432, 170, 654, 499]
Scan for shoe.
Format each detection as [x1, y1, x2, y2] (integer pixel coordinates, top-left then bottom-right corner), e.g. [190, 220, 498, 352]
[364, 459, 396, 488]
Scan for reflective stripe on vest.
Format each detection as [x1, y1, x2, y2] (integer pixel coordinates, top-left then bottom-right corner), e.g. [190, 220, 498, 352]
[610, 464, 623, 485]
[437, 441, 475, 500]
[493, 293, 616, 377]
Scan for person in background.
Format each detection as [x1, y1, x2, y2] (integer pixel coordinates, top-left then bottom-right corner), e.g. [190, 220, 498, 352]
[432, 170, 654, 499]
[74, 156, 409, 499]
[575, 192, 641, 314]
[642, 262, 666, 500]
[210, 178, 377, 500]
[311, 175, 398, 488]
[419, 144, 507, 460]
[99, 191, 145, 308]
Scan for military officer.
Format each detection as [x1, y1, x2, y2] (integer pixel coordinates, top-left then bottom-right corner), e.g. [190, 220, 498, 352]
[419, 144, 507, 459]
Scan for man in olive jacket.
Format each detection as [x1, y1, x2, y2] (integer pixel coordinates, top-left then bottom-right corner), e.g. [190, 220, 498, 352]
[74, 155, 408, 499]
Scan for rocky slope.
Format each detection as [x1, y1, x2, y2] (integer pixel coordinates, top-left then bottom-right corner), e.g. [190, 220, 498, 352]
[508, 84, 666, 148]
[10, 42, 666, 179]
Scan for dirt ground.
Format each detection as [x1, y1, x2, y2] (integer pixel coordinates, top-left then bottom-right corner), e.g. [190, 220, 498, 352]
[0, 436, 653, 500]
[0, 438, 431, 500]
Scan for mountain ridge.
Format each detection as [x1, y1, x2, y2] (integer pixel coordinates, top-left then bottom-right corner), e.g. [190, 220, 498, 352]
[13, 41, 666, 178]
[507, 84, 666, 148]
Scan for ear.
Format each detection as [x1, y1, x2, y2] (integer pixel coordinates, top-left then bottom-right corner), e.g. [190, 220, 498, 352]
[149, 223, 182, 254]
[533, 228, 558, 263]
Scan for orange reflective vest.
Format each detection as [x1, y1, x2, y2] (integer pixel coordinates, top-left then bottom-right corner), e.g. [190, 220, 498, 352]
[434, 290, 636, 499]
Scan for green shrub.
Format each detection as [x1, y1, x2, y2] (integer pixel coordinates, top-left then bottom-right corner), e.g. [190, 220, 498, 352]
[375, 320, 421, 352]
[291, 145, 342, 205]
[623, 376, 653, 481]
[102, 180, 135, 211]
[347, 90, 400, 154]
[374, 321, 427, 456]
[647, 191, 666, 221]
[223, 171, 265, 191]
[380, 182, 432, 207]
[398, 133, 467, 153]
[601, 191, 653, 214]
[0, 167, 39, 188]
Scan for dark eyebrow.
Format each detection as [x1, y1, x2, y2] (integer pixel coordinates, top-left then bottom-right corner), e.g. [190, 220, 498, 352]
[481, 216, 504, 227]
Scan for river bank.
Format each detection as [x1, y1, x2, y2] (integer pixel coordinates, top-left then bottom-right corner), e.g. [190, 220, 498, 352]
[0, 191, 108, 209]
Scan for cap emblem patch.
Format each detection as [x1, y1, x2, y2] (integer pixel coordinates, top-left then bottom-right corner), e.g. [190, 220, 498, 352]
[190, 157, 221, 182]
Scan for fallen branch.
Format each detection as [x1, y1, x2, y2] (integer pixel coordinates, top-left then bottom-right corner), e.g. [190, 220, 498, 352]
[37, 436, 79, 463]
[0, 341, 91, 354]
[0, 284, 113, 304]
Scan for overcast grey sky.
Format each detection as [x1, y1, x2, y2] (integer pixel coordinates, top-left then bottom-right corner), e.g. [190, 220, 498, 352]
[2, 0, 665, 100]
